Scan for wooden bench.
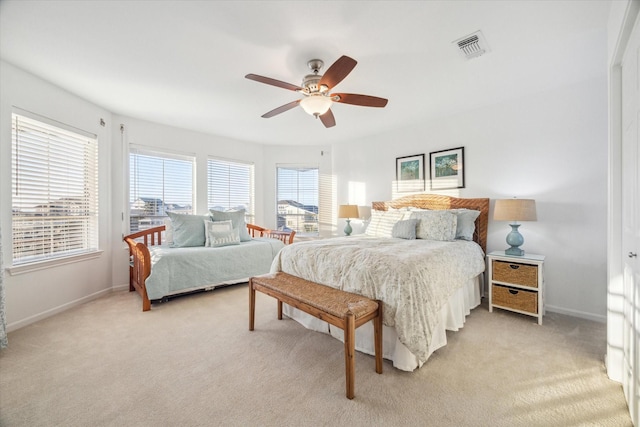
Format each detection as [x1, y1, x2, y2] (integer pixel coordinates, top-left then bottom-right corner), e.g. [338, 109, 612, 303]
[249, 272, 382, 399]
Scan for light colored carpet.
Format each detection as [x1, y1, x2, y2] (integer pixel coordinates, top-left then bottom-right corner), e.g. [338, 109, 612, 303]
[0, 284, 631, 427]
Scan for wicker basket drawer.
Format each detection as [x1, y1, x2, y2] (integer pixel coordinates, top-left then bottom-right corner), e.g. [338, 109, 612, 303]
[492, 260, 538, 288]
[492, 284, 537, 314]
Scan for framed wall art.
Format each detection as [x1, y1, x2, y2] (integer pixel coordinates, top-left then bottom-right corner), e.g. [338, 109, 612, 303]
[396, 154, 425, 192]
[429, 147, 465, 190]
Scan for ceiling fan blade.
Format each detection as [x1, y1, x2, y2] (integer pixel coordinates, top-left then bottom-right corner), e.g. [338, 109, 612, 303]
[333, 93, 388, 108]
[318, 56, 357, 89]
[245, 74, 302, 92]
[319, 109, 336, 128]
[261, 100, 300, 118]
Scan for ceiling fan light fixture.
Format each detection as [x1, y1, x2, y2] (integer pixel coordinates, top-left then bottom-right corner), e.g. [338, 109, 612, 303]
[300, 95, 332, 117]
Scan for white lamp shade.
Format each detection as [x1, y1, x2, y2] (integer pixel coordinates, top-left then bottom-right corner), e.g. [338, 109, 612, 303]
[494, 199, 537, 221]
[300, 95, 332, 116]
[338, 204, 359, 219]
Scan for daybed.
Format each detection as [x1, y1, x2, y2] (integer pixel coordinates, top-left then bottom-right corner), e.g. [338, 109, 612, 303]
[270, 194, 489, 372]
[125, 216, 295, 311]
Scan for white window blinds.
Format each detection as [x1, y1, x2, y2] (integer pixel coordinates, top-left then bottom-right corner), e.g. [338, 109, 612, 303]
[207, 158, 254, 221]
[11, 113, 99, 265]
[129, 147, 194, 233]
[276, 166, 319, 235]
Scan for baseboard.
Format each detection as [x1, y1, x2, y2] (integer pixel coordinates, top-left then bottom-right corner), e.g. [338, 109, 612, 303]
[7, 284, 128, 333]
[545, 304, 606, 323]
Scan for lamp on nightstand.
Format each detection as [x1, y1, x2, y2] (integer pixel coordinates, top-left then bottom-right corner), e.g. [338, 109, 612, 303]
[338, 204, 359, 236]
[493, 198, 537, 256]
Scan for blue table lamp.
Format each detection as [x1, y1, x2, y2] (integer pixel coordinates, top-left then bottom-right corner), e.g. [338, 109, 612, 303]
[493, 198, 537, 256]
[338, 204, 359, 236]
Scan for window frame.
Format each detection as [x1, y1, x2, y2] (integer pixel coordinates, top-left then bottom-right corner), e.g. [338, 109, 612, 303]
[128, 145, 195, 234]
[207, 157, 255, 223]
[10, 111, 99, 268]
[276, 165, 320, 236]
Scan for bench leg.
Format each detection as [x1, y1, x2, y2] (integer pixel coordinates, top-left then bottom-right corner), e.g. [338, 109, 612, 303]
[277, 300, 283, 320]
[374, 301, 383, 374]
[345, 311, 355, 399]
[249, 279, 256, 331]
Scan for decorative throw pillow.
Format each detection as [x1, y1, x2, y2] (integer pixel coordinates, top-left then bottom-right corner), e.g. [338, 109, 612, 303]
[364, 210, 407, 238]
[392, 219, 418, 240]
[209, 209, 252, 242]
[409, 210, 457, 241]
[204, 220, 233, 247]
[209, 228, 241, 248]
[166, 212, 208, 247]
[450, 209, 481, 241]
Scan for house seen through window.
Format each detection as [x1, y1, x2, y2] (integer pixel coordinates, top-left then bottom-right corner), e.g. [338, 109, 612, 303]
[207, 158, 255, 223]
[276, 166, 319, 236]
[11, 113, 99, 265]
[129, 147, 194, 233]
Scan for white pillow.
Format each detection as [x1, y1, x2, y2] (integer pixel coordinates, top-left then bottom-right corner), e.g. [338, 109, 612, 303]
[204, 220, 233, 247]
[409, 210, 457, 241]
[364, 210, 407, 238]
[209, 209, 252, 242]
[209, 228, 241, 248]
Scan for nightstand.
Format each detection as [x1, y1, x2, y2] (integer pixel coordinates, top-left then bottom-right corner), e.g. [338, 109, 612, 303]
[487, 251, 545, 325]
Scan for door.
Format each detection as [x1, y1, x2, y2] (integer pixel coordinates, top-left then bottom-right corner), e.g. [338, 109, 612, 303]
[621, 14, 640, 425]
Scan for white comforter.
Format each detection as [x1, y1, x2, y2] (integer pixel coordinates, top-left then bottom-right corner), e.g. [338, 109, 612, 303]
[270, 236, 485, 363]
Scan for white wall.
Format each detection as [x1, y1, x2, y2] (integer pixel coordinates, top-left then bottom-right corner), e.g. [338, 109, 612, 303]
[332, 75, 609, 320]
[0, 61, 114, 330]
[1, 46, 609, 328]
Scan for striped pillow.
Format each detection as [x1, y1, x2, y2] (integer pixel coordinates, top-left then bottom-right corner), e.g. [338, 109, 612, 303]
[364, 210, 407, 238]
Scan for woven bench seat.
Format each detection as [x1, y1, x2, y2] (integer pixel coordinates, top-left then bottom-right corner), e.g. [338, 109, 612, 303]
[249, 272, 382, 399]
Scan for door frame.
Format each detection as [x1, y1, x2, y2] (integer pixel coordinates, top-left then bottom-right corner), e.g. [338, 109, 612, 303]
[607, 0, 640, 388]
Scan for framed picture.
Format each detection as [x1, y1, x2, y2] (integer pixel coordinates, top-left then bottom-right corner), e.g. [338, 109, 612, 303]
[396, 154, 425, 192]
[429, 147, 465, 190]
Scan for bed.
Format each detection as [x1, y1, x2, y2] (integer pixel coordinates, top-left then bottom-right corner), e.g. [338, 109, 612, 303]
[269, 194, 489, 371]
[125, 222, 294, 311]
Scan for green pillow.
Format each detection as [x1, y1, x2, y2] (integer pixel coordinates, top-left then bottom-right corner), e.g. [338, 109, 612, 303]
[392, 219, 418, 240]
[449, 209, 481, 241]
[166, 212, 207, 247]
[209, 209, 251, 242]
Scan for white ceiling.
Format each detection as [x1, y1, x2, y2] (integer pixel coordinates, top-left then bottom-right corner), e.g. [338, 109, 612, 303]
[0, 0, 612, 146]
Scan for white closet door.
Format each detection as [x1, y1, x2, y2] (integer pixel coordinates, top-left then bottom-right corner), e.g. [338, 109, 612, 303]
[621, 13, 640, 425]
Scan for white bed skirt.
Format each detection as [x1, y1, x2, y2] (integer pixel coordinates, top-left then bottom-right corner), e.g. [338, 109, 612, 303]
[282, 275, 482, 372]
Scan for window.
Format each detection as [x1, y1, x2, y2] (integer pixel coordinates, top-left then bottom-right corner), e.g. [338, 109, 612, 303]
[276, 166, 319, 235]
[207, 158, 254, 222]
[129, 147, 194, 233]
[11, 113, 99, 266]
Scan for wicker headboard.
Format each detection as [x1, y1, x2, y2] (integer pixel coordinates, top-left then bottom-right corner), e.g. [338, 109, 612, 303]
[372, 194, 490, 254]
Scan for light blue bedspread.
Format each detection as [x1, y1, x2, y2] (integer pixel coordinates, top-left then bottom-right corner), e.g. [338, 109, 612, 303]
[146, 238, 284, 300]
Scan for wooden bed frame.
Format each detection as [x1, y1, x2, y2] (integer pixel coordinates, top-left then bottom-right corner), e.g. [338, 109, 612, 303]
[372, 193, 489, 254]
[124, 223, 295, 311]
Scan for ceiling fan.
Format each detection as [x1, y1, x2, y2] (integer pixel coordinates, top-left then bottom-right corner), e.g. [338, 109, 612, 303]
[245, 55, 388, 128]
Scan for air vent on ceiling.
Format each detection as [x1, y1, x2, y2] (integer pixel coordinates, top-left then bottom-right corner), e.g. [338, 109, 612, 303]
[454, 31, 490, 60]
